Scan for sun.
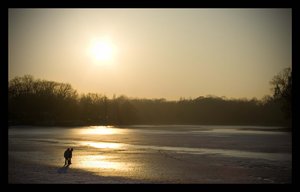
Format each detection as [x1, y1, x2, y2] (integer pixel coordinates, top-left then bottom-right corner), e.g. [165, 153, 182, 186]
[89, 39, 114, 63]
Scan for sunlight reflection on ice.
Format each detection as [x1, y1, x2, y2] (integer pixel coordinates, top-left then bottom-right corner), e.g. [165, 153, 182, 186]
[81, 141, 124, 149]
[76, 155, 126, 170]
[78, 126, 125, 135]
[78, 140, 291, 161]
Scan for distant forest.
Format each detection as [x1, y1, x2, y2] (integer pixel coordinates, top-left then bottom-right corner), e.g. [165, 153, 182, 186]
[8, 70, 291, 127]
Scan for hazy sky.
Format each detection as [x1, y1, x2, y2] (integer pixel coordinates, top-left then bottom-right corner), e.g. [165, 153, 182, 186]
[9, 9, 291, 100]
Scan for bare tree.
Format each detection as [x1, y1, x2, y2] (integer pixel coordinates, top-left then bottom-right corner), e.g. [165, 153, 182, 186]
[270, 67, 292, 121]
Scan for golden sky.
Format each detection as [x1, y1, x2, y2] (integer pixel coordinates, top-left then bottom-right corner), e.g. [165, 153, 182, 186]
[9, 9, 291, 100]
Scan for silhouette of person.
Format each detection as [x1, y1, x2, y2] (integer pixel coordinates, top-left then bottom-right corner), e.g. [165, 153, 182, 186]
[64, 148, 70, 166]
[68, 148, 73, 165]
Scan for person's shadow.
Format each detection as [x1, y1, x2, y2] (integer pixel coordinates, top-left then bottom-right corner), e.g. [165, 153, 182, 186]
[57, 164, 70, 174]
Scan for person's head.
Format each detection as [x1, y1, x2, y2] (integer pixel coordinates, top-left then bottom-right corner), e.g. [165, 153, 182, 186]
[70, 148, 73, 151]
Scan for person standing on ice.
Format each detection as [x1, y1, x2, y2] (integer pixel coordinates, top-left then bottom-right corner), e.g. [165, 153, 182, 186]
[64, 148, 70, 166]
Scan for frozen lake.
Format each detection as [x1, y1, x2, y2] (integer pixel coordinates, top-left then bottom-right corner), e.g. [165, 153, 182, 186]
[8, 125, 292, 183]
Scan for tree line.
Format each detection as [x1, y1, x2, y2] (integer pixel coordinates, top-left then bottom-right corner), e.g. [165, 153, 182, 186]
[8, 68, 291, 127]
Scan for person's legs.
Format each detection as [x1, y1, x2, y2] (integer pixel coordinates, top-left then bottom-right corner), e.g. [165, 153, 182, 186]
[64, 158, 68, 166]
[68, 158, 72, 165]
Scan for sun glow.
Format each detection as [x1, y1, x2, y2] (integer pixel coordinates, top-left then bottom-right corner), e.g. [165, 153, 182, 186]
[89, 39, 115, 63]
